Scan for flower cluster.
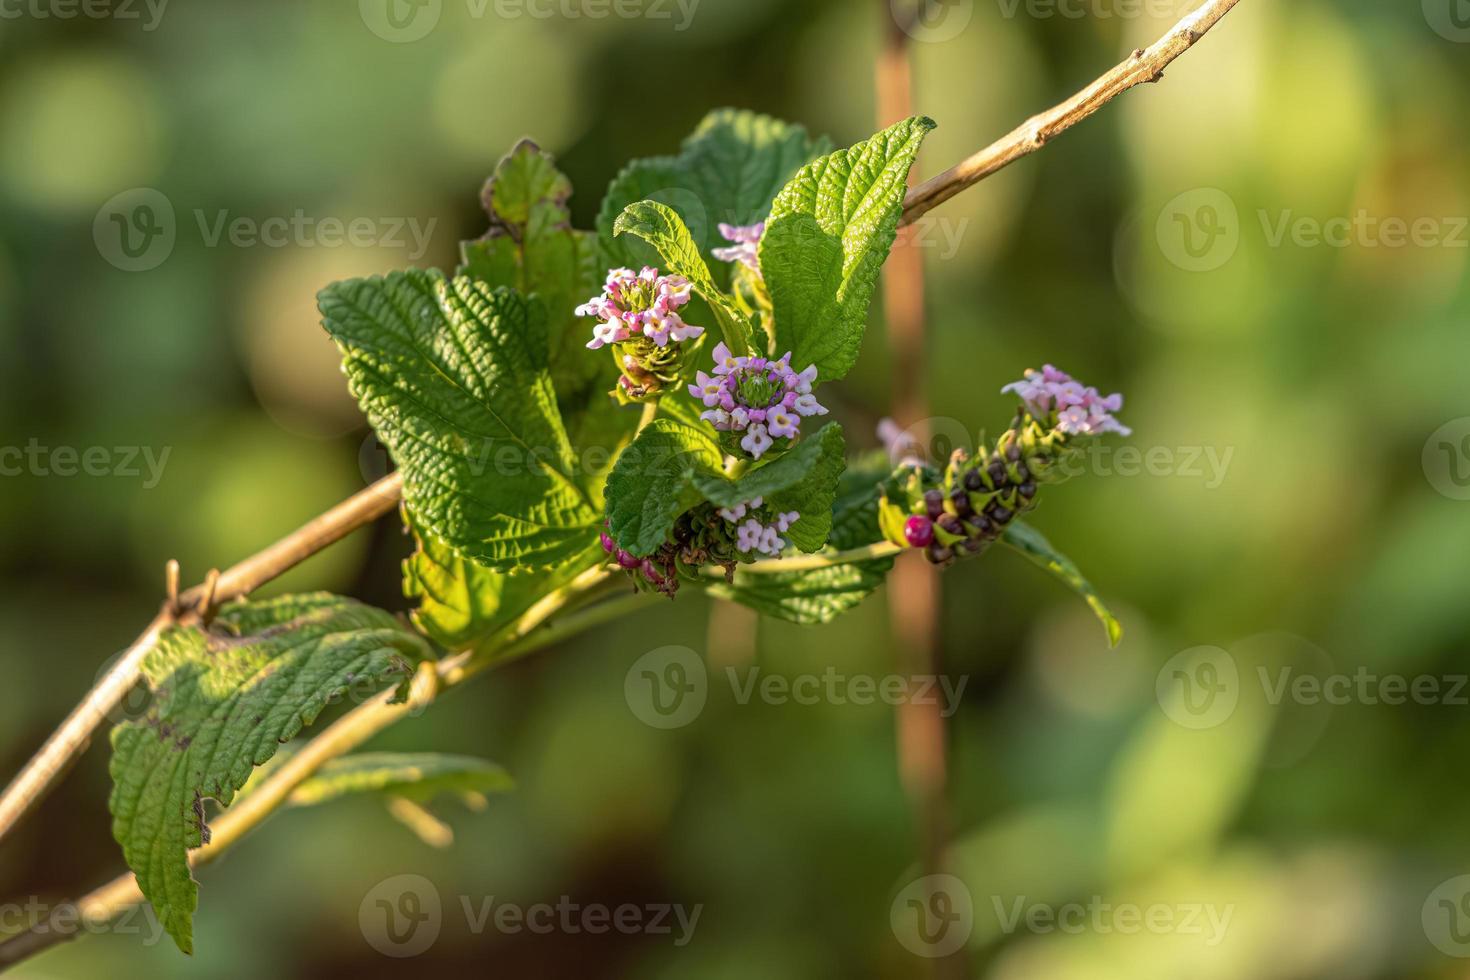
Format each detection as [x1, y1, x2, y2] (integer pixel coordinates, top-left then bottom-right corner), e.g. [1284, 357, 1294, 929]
[1001, 364, 1130, 437]
[711, 222, 764, 275]
[718, 496, 799, 558]
[579, 266, 703, 349]
[882, 365, 1132, 567]
[689, 344, 828, 460]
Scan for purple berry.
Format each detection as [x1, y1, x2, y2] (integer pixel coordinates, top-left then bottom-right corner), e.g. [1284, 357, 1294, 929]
[923, 489, 944, 519]
[617, 550, 641, 569]
[1019, 481, 1037, 500]
[949, 488, 973, 517]
[600, 530, 616, 553]
[963, 469, 983, 492]
[925, 543, 954, 565]
[937, 514, 964, 536]
[904, 515, 935, 548]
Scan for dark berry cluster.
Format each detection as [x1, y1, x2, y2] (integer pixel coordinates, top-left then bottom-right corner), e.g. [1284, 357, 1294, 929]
[906, 431, 1041, 567]
[600, 511, 743, 598]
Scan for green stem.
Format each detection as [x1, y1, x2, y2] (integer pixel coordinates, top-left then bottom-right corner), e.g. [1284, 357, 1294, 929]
[2, 564, 645, 967]
[635, 398, 660, 437]
[714, 541, 906, 576]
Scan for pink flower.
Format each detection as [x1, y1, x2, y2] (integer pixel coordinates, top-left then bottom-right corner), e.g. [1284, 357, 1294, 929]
[741, 423, 774, 459]
[767, 408, 799, 440]
[577, 266, 704, 350]
[689, 371, 723, 407]
[720, 498, 799, 557]
[712, 221, 765, 275]
[696, 349, 828, 459]
[792, 393, 826, 418]
[1002, 364, 1129, 438]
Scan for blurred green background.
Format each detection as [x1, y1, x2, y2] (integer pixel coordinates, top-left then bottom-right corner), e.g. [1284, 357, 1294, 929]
[3, 0, 1469, 976]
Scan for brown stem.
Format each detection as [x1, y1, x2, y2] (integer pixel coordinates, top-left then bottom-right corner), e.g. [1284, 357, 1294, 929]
[899, 0, 1243, 226]
[0, 473, 404, 843]
[880, 7, 960, 978]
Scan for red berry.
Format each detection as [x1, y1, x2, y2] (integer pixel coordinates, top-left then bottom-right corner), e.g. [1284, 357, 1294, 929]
[904, 515, 935, 548]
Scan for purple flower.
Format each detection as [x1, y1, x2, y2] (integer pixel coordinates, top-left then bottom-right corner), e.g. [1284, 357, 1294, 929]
[720, 497, 797, 558]
[578, 266, 704, 350]
[712, 222, 765, 275]
[1002, 364, 1131, 437]
[688, 344, 828, 460]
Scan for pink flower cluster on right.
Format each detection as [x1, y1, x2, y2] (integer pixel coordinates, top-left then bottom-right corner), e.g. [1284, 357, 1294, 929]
[1001, 365, 1131, 437]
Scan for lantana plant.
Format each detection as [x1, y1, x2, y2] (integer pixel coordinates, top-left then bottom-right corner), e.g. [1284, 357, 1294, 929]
[25, 109, 1131, 956]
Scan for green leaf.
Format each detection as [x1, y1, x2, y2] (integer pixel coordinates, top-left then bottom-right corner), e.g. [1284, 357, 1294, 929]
[604, 418, 723, 556]
[456, 142, 634, 500]
[404, 514, 603, 650]
[761, 115, 935, 381]
[320, 272, 600, 570]
[460, 140, 606, 403]
[597, 108, 830, 283]
[703, 562, 890, 626]
[108, 594, 433, 953]
[613, 199, 758, 354]
[704, 450, 895, 624]
[288, 752, 513, 807]
[1002, 520, 1123, 647]
[692, 422, 847, 553]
